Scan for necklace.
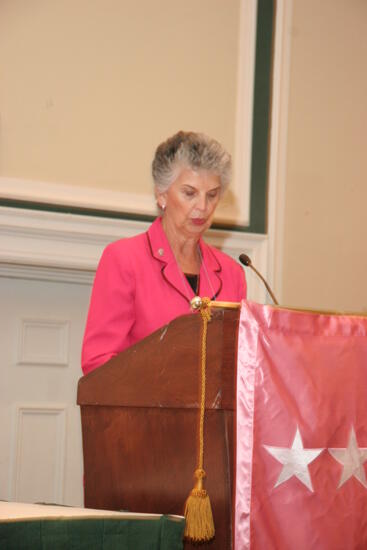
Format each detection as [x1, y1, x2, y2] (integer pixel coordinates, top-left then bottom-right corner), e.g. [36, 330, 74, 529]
[175, 245, 217, 307]
[198, 246, 217, 301]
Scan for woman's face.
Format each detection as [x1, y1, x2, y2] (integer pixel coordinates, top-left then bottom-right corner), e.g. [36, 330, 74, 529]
[157, 168, 222, 239]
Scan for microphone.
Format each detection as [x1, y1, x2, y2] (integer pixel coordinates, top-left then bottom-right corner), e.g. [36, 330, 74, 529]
[239, 254, 279, 306]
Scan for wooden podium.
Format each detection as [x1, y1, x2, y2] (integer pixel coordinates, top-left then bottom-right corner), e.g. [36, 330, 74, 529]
[77, 306, 240, 549]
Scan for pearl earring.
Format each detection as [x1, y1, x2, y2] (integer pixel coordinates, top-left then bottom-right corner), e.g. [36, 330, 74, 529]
[161, 203, 166, 211]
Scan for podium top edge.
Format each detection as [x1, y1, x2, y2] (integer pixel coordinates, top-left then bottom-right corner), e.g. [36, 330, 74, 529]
[209, 300, 240, 309]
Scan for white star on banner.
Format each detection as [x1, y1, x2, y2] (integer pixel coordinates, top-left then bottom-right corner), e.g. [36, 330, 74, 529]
[328, 426, 367, 489]
[264, 426, 324, 491]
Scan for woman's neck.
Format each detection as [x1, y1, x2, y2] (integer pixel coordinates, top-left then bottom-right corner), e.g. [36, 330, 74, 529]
[161, 217, 201, 274]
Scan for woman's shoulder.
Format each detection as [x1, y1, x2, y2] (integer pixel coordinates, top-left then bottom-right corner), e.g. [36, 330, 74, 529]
[103, 218, 162, 257]
[105, 231, 147, 253]
[98, 231, 150, 271]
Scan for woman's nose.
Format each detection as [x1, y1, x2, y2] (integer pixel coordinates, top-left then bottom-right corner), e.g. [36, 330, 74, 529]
[195, 194, 207, 211]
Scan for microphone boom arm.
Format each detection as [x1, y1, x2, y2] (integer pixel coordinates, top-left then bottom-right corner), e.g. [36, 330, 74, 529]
[239, 254, 279, 306]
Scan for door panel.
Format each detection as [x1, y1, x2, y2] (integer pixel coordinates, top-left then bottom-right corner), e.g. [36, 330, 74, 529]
[0, 276, 91, 506]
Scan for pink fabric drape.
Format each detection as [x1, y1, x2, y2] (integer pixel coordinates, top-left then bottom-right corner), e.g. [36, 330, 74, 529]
[235, 301, 367, 550]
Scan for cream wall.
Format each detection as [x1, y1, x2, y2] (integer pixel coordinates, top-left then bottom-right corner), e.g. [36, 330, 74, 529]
[0, 0, 241, 217]
[280, 0, 367, 313]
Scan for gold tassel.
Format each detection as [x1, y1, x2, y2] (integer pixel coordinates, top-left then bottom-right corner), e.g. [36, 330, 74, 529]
[184, 298, 215, 543]
[184, 468, 215, 542]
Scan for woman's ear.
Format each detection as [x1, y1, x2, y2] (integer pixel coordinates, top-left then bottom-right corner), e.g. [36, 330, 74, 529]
[155, 189, 167, 211]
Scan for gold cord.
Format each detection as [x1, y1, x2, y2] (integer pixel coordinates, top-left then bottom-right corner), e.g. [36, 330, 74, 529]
[198, 297, 211, 472]
[183, 297, 215, 542]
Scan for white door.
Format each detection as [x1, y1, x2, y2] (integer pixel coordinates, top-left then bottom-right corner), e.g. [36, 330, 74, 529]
[0, 275, 91, 507]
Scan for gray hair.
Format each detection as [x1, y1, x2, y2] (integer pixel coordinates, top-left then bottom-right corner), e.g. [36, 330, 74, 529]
[152, 131, 232, 193]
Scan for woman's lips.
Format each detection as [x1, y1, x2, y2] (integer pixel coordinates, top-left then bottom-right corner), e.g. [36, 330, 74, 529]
[191, 218, 206, 226]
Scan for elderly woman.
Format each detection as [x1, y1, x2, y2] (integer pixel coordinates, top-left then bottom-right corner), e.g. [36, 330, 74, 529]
[82, 131, 247, 374]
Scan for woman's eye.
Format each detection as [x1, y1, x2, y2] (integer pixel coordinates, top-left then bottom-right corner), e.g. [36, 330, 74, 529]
[208, 191, 219, 199]
[183, 190, 195, 197]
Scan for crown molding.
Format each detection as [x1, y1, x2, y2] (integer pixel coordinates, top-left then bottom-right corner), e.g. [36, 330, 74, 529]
[0, 206, 269, 302]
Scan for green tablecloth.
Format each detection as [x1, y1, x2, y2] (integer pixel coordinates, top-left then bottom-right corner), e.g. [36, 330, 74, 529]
[0, 503, 185, 550]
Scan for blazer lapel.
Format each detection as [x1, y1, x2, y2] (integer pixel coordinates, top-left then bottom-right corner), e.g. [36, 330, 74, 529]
[147, 218, 192, 302]
[198, 240, 222, 300]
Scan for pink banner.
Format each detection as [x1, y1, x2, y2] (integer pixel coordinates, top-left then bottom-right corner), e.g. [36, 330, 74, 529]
[235, 301, 367, 550]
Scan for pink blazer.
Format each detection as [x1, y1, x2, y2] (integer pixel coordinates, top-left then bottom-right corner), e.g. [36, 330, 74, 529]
[81, 217, 246, 374]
